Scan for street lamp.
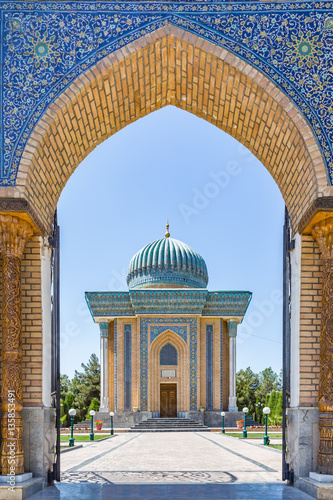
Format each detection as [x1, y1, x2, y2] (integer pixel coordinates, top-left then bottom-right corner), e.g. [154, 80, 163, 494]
[221, 412, 226, 434]
[60, 403, 63, 427]
[110, 412, 114, 436]
[89, 410, 95, 441]
[68, 408, 76, 447]
[263, 407, 271, 445]
[255, 401, 263, 423]
[242, 407, 249, 438]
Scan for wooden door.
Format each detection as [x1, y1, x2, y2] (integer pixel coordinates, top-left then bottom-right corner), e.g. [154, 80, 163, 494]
[160, 384, 177, 418]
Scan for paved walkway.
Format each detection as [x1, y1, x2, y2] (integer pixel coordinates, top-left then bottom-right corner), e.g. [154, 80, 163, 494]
[29, 432, 312, 499]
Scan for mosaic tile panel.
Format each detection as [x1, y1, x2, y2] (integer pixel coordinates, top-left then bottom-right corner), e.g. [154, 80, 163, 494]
[0, 2, 332, 185]
[99, 322, 109, 338]
[206, 325, 213, 411]
[130, 290, 208, 315]
[86, 290, 252, 318]
[220, 319, 223, 411]
[140, 317, 197, 411]
[114, 319, 117, 412]
[202, 292, 252, 317]
[228, 322, 238, 337]
[124, 324, 131, 411]
[85, 292, 135, 317]
[150, 325, 187, 344]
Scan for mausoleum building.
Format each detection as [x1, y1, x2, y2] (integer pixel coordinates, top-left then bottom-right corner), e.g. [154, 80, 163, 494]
[86, 225, 251, 427]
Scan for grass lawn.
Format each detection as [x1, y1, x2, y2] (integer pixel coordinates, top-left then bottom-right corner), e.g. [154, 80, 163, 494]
[226, 433, 282, 439]
[269, 444, 283, 450]
[60, 434, 110, 442]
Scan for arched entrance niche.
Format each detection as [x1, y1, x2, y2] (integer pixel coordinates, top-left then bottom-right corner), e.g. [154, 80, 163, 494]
[16, 25, 330, 234]
[149, 330, 188, 414]
[0, 21, 332, 493]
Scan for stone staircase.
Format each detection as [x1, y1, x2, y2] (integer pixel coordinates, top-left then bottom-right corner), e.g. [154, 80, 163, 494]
[243, 417, 261, 427]
[129, 417, 210, 432]
[73, 419, 91, 429]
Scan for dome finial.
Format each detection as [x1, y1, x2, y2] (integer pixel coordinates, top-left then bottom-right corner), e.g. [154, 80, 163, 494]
[165, 220, 170, 238]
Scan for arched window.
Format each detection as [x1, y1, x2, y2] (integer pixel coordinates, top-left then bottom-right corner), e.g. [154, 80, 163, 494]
[160, 343, 178, 365]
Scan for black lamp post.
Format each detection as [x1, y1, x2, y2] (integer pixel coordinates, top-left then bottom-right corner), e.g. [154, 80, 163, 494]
[110, 411, 114, 436]
[89, 410, 95, 441]
[68, 408, 76, 447]
[221, 411, 225, 434]
[242, 407, 248, 438]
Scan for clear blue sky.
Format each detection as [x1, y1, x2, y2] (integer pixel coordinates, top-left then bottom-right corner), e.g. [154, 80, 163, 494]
[58, 106, 284, 379]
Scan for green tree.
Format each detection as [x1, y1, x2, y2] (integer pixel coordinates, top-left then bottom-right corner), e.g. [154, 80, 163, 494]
[236, 366, 282, 424]
[86, 397, 100, 419]
[70, 353, 100, 421]
[267, 390, 283, 425]
[63, 392, 76, 425]
[236, 367, 259, 418]
[60, 398, 69, 427]
[259, 367, 281, 393]
[60, 374, 70, 400]
[254, 367, 281, 423]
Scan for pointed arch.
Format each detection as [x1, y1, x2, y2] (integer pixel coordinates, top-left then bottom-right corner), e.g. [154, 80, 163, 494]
[14, 25, 329, 233]
[150, 329, 189, 413]
[160, 342, 178, 365]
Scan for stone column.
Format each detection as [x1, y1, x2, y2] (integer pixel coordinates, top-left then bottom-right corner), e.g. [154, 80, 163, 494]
[227, 320, 239, 412]
[99, 322, 109, 412]
[0, 215, 33, 475]
[312, 217, 333, 474]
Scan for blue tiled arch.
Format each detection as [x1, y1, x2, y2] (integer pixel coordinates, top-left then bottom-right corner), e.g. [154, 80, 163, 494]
[0, 1, 332, 186]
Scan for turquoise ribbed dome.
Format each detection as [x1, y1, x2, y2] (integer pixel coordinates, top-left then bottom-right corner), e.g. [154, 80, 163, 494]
[127, 235, 208, 290]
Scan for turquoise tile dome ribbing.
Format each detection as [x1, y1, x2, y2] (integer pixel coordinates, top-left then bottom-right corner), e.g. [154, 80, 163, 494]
[127, 228, 208, 290]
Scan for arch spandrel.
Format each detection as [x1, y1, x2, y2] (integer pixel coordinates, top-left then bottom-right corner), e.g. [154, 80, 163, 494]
[16, 26, 329, 232]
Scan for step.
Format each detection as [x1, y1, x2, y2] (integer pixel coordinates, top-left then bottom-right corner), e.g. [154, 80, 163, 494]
[134, 423, 207, 426]
[128, 428, 211, 432]
[130, 417, 209, 432]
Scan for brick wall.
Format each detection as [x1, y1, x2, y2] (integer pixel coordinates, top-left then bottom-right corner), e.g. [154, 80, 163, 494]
[299, 235, 322, 407]
[0, 236, 43, 407]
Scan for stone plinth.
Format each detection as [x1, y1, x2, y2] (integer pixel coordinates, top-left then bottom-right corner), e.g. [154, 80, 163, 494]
[0, 477, 43, 500]
[22, 407, 55, 485]
[287, 407, 320, 480]
[297, 476, 333, 499]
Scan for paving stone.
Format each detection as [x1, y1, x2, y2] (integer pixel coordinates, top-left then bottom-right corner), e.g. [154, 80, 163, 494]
[28, 431, 313, 499]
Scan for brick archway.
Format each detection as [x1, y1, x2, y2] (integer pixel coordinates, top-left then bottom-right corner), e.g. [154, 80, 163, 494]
[150, 330, 188, 414]
[15, 25, 329, 233]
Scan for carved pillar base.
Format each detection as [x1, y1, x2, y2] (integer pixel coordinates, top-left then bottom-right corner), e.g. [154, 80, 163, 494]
[0, 413, 24, 475]
[317, 412, 333, 474]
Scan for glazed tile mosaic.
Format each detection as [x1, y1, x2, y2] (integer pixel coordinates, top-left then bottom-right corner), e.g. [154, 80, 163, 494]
[0, 1, 333, 185]
[140, 317, 198, 410]
[85, 290, 251, 316]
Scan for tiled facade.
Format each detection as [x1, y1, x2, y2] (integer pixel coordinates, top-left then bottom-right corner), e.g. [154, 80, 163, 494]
[96, 313, 236, 414]
[86, 233, 251, 416]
